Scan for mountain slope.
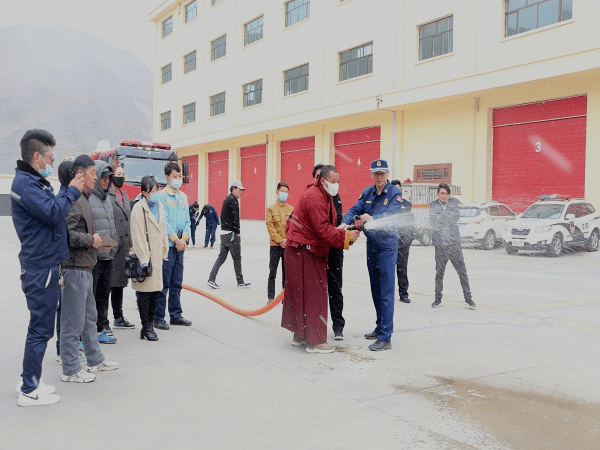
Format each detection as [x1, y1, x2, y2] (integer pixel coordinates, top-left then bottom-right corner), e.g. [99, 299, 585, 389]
[0, 25, 152, 170]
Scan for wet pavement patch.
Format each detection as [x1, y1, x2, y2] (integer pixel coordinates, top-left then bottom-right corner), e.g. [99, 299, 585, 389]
[335, 345, 375, 362]
[395, 376, 600, 449]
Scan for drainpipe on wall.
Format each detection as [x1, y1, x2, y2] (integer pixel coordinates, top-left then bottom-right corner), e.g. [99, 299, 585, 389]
[376, 96, 397, 180]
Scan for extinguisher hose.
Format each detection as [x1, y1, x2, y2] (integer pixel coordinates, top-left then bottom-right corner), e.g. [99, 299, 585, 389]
[182, 284, 284, 317]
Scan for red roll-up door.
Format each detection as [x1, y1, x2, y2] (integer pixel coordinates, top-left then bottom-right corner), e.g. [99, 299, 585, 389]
[208, 150, 229, 216]
[280, 136, 315, 208]
[240, 144, 266, 220]
[492, 96, 587, 213]
[334, 127, 381, 211]
[181, 155, 198, 204]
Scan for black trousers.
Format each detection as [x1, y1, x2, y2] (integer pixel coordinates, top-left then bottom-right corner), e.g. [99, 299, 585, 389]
[328, 247, 345, 333]
[110, 286, 124, 320]
[267, 246, 285, 300]
[434, 244, 472, 301]
[209, 232, 244, 283]
[92, 259, 112, 332]
[396, 242, 411, 299]
[137, 291, 159, 328]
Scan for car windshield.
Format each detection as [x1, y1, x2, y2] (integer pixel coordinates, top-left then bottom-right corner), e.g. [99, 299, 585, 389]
[459, 207, 481, 217]
[118, 156, 168, 186]
[521, 204, 564, 219]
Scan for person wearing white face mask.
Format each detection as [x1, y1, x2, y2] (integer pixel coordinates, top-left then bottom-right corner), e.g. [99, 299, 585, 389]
[265, 182, 294, 304]
[154, 162, 192, 330]
[281, 165, 360, 354]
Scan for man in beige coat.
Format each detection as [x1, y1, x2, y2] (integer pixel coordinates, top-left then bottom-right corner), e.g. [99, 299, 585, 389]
[130, 176, 169, 341]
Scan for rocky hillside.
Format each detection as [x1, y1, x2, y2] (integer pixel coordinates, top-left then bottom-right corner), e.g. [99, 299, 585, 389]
[0, 25, 152, 171]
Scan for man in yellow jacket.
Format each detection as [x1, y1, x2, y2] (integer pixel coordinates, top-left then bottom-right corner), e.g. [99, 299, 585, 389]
[265, 182, 294, 304]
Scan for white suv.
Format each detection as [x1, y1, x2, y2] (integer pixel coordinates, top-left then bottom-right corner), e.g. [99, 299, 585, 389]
[458, 202, 517, 250]
[503, 197, 600, 257]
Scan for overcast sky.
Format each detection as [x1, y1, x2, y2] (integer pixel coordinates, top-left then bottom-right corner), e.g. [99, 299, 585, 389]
[0, 0, 160, 70]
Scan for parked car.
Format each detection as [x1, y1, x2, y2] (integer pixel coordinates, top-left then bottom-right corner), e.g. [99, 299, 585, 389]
[458, 202, 517, 250]
[502, 196, 600, 257]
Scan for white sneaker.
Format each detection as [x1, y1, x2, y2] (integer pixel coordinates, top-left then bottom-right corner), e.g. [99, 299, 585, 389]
[17, 388, 60, 407]
[207, 280, 220, 289]
[306, 343, 336, 354]
[86, 359, 119, 372]
[61, 369, 96, 383]
[16, 378, 56, 394]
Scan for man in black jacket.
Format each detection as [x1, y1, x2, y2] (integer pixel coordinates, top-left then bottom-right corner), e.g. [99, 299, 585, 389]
[429, 183, 475, 309]
[207, 180, 251, 289]
[391, 180, 414, 303]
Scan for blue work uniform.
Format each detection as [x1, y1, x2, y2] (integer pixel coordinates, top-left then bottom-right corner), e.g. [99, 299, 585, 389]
[342, 181, 403, 342]
[11, 160, 81, 394]
[198, 205, 220, 247]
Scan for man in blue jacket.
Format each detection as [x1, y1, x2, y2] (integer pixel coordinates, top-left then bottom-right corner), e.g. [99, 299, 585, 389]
[198, 203, 220, 248]
[341, 160, 403, 351]
[429, 183, 476, 309]
[154, 162, 192, 330]
[12, 129, 84, 406]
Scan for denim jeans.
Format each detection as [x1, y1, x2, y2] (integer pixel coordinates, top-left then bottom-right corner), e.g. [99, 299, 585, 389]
[155, 247, 184, 322]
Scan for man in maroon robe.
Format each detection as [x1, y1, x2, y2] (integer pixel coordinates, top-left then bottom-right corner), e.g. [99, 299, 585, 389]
[281, 165, 360, 353]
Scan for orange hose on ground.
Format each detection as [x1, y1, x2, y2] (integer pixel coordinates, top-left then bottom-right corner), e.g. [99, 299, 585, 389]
[182, 284, 284, 317]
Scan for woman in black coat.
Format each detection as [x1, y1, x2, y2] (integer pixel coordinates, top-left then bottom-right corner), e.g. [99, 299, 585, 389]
[109, 166, 134, 329]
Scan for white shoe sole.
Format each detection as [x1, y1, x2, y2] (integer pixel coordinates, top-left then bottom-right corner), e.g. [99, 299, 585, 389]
[207, 282, 220, 289]
[292, 340, 306, 347]
[306, 346, 335, 354]
[18, 391, 60, 407]
[61, 374, 95, 383]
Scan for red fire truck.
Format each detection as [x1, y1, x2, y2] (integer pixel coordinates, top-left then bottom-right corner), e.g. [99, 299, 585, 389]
[90, 140, 189, 200]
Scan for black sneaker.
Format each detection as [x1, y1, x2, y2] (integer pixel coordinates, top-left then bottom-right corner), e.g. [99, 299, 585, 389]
[334, 331, 344, 340]
[399, 297, 411, 303]
[207, 280, 220, 289]
[431, 299, 442, 308]
[113, 317, 135, 329]
[102, 323, 113, 336]
[465, 298, 476, 308]
[170, 317, 192, 326]
[237, 282, 251, 288]
[369, 340, 392, 351]
[153, 320, 170, 330]
[364, 331, 378, 340]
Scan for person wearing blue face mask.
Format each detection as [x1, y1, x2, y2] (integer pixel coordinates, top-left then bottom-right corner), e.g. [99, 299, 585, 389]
[131, 176, 169, 341]
[154, 162, 192, 330]
[12, 129, 84, 406]
[265, 182, 293, 304]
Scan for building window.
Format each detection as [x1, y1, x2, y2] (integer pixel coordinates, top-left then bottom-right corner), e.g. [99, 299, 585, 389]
[285, 0, 310, 27]
[210, 92, 226, 117]
[505, 0, 573, 37]
[211, 35, 227, 61]
[243, 80, 263, 108]
[162, 16, 173, 38]
[244, 15, 264, 46]
[160, 111, 171, 131]
[185, 1, 197, 23]
[419, 16, 453, 61]
[183, 102, 196, 124]
[161, 64, 172, 84]
[284, 64, 309, 96]
[339, 42, 373, 82]
[212, 0, 222, 5]
[184, 51, 196, 74]
[414, 163, 452, 184]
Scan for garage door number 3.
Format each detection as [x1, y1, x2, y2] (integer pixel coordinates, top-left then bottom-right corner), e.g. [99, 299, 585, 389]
[535, 142, 542, 153]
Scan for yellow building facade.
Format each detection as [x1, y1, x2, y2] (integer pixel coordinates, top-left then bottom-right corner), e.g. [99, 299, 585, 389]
[149, 0, 600, 214]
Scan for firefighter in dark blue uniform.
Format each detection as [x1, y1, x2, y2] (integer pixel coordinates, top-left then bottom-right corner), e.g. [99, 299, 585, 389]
[341, 159, 403, 351]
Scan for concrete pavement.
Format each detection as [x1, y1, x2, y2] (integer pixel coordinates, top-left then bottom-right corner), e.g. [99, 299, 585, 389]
[1, 217, 599, 449]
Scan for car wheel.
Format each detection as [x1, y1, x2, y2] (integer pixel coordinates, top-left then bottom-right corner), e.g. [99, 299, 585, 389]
[546, 233, 562, 257]
[482, 230, 496, 250]
[419, 229, 432, 246]
[586, 229, 599, 252]
[505, 243, 518, 254]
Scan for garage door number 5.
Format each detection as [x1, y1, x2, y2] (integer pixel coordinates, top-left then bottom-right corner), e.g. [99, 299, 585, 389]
[535, 142, 542, 153]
